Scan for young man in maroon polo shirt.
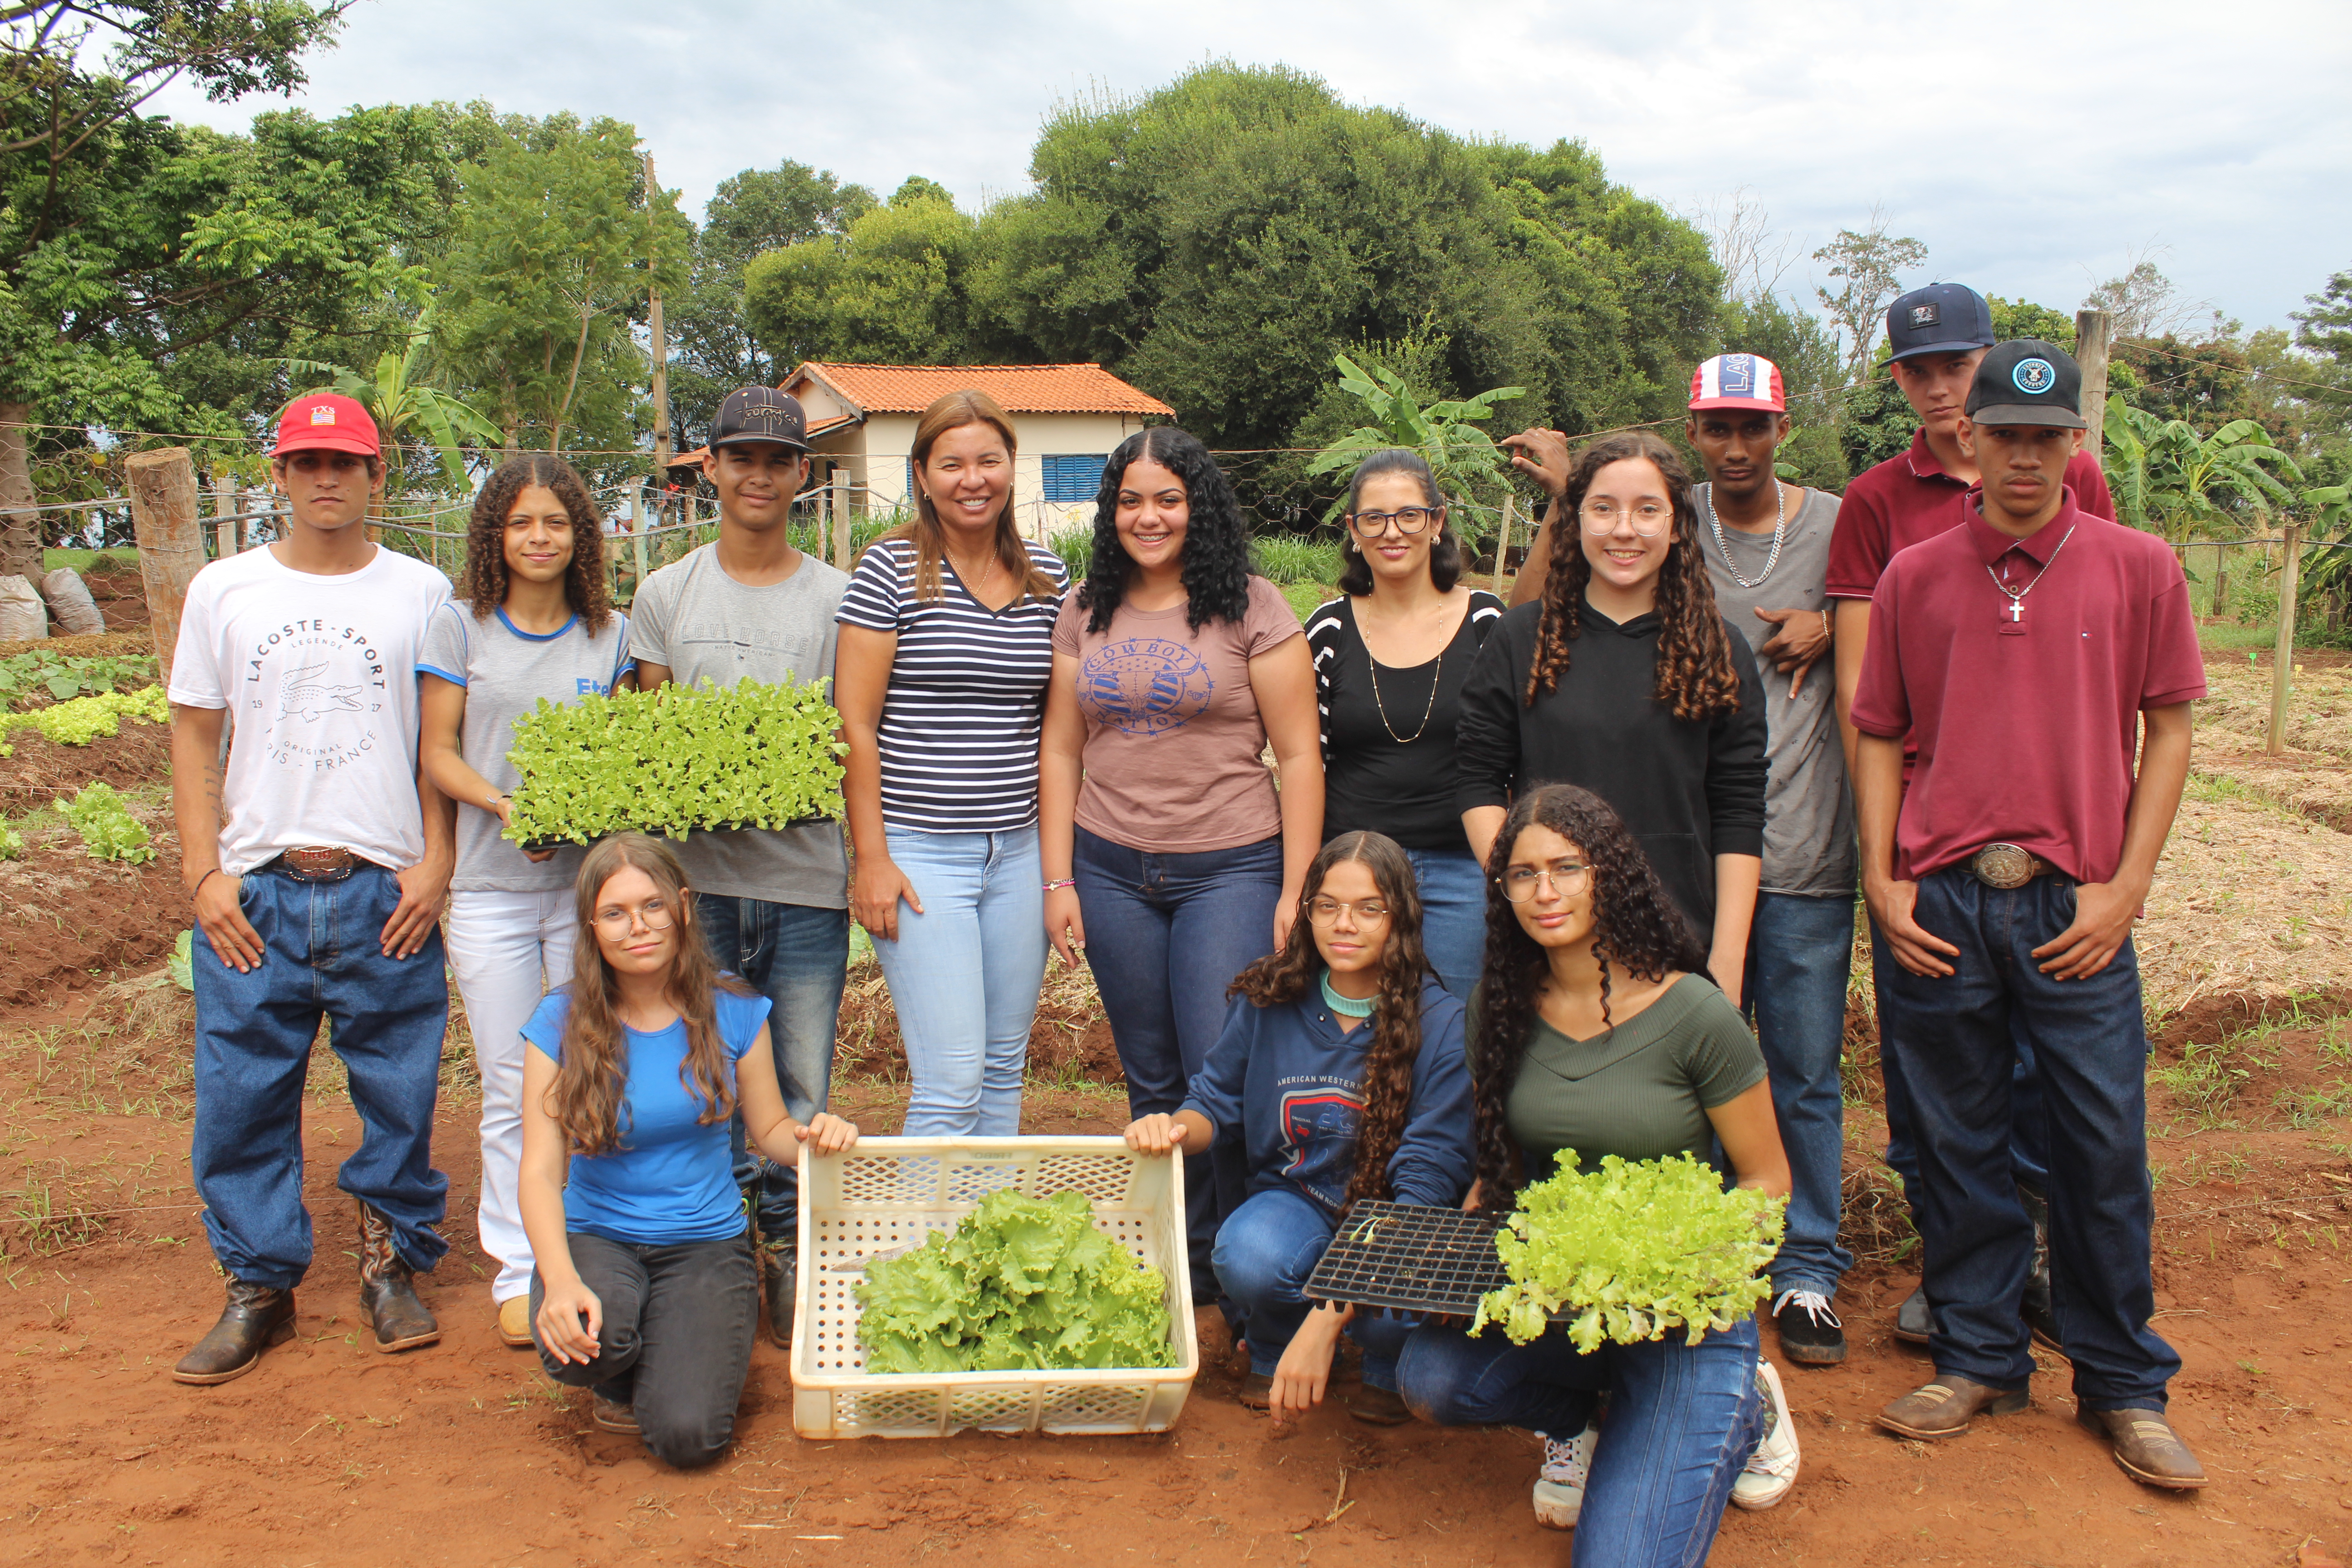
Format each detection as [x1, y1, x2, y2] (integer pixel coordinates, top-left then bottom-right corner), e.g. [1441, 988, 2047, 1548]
[1851, 341, 2206, 1490]
[1828, 283, 2113, 1349]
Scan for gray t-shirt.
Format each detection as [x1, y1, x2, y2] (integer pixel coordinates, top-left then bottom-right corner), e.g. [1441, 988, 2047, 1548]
[1698, 485, 1855, 897]
[627, 541, 850, 908]
[418, 603, 635, 893]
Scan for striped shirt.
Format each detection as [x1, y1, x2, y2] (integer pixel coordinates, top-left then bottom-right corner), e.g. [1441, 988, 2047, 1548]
[836, 537, 1070, 833]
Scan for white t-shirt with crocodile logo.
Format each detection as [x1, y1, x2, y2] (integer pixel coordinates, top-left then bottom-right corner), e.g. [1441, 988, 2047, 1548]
[169, 544, 450, 876]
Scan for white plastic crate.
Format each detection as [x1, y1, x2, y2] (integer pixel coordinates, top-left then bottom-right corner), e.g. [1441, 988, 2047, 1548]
[790, 1137, 1198, 1439]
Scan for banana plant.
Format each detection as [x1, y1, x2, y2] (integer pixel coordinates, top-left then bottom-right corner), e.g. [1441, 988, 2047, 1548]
[278, 309, 506, 488]
[1305, 353, 1526, 535]
[2102, 402, 2304, 539]
[2298, 483, 2351, 607]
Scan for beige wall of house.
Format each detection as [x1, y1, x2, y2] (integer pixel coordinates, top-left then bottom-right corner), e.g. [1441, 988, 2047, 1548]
[807, 411, 1155, 539]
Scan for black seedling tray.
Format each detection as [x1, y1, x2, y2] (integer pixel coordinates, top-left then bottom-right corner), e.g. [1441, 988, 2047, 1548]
[1303, 1200, 1515, 1317]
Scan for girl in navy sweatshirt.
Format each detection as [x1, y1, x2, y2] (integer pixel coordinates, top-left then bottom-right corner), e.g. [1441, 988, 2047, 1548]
[1125, 830, 1474, 1424]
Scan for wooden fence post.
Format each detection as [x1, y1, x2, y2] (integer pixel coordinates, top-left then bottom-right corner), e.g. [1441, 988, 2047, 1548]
[628, 477, 648, 594]
[831, 471, 853, 570]
[2076, 308, 2114, 456]
[212, 483, 239, 560]
[1492, 495, 1516, 597]
[127, 449, 203, 685]
[2266, 523, 2303, 755]
[2213, 542, 2228, 614]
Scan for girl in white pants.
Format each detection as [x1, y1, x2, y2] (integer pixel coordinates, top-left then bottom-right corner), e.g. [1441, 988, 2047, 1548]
[420, 455, 633, 1346]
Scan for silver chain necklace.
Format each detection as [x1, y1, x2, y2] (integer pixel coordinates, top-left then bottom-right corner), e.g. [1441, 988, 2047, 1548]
[1986, 524, 2077, 624]
[1702, 481, 1786, 588]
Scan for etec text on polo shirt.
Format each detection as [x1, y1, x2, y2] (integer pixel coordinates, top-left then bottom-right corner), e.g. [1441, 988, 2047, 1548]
[1826, 428, 2114, 601]
[1848, 489, 2204, 886]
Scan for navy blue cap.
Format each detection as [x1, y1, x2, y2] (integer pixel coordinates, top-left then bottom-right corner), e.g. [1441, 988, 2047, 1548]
[1886, 283, 1995, 363]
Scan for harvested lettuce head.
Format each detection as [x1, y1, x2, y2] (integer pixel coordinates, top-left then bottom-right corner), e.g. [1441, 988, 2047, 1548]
[854, 1188, 1176, 1374]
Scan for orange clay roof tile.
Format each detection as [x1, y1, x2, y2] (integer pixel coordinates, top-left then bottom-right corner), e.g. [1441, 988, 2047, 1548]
[788, 362, 1173, 417]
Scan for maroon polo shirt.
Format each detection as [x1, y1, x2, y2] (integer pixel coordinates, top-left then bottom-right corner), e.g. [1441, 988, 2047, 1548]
[1826, 428, 2115, 600]
[1849, 489, 2205, 885]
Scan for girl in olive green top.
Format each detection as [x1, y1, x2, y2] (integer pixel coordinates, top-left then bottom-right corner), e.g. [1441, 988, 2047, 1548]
[1395, 784, 1796, 1559]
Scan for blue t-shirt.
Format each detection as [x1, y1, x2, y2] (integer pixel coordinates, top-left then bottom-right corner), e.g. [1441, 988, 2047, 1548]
[1181, 978, 1474, 1216]
[522, 984, 772, 1245]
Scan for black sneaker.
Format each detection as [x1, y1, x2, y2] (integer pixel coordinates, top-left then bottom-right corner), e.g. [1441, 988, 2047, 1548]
[1893, 1286, 1931, 1347]
[1769, 1288, 1847, 1365]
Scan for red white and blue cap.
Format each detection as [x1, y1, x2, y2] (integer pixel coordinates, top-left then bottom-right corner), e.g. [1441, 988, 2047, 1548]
[1688, 353, 1786, 413]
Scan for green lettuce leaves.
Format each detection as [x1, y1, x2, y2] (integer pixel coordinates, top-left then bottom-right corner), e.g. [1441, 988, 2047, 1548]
[1472, 1151, 1786, 1352]
[502, 677, 847, 846]
[854, 1189, 1177, 1374]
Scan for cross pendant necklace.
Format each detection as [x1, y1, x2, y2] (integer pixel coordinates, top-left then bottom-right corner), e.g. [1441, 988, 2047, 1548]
[1986, 524, 2076, 625]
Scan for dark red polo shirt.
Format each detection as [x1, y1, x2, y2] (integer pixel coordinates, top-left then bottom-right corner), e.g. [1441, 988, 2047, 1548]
[1849, 489, 2205, 884]
[1826, 429, 2115, 600]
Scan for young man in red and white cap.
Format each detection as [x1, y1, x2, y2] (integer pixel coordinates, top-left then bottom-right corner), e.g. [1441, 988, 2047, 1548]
[1854, 341, 2204, 1489]
[167, 392, 458, 1384]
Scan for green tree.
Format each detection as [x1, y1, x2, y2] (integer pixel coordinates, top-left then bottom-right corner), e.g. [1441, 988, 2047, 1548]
[1989, 296, 2076, 347]
[1303, 353, 1524, 540]
[742, 182, 975, 369]
[2102, 403, 2303, 539]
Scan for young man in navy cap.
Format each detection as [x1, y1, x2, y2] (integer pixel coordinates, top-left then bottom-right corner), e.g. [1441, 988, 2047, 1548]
[167, 392, 458, 1382]
[1852, 342, 2206, 1489]
[1828, 283, 2114, 1348]
[627, 387, 851, 1346]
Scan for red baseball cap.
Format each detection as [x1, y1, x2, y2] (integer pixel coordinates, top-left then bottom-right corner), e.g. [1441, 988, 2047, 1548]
[1688, 354, 1786, 413]
[274, 392, 380, 458]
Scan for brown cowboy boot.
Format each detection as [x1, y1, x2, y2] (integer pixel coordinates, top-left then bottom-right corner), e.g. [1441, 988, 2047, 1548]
[172, 1277, 296, 1385]
[356, 1201, 440, 1353]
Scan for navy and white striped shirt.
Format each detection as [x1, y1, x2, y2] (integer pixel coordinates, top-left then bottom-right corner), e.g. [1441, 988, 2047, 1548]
[836, 537, 1069, 833]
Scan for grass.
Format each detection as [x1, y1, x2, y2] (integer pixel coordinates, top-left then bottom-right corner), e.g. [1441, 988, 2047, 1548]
[41, 548, 137, 574]
[1253, 534, 1346, 587]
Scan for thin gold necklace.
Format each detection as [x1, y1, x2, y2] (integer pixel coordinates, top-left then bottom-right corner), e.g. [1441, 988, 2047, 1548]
[1366, 604, 1443, 744]
[945, 544, 999, 597]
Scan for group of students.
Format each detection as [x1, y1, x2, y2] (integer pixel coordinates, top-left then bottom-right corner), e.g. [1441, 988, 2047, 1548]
[162, 277, 2206, 1563]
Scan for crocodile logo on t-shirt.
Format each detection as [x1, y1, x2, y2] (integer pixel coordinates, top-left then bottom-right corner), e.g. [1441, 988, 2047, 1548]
[1078, 638, 1214, 736]
[276, 661, 364, 721]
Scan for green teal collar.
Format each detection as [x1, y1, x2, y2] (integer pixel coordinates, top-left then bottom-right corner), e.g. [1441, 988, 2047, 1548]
[1320, 968, 1375, 1018]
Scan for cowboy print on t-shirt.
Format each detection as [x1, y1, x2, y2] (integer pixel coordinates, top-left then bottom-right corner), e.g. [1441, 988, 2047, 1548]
[1078, 638, 1215, 735]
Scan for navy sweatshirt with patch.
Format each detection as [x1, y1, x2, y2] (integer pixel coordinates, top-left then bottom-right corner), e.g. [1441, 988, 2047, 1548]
[1180, 978, 1475, 1216]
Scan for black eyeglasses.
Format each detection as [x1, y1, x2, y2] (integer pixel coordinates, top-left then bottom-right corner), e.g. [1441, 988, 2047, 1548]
[1347, 507, 1439, 539]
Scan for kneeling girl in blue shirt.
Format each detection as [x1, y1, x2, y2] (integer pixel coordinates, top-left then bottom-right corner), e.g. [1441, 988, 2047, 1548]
[519, 833, 858, 1467]
[1125, 830, 1474, 1426]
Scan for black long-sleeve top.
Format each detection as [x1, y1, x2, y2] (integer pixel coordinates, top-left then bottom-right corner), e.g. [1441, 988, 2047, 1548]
[1454, 599, 1768, 940]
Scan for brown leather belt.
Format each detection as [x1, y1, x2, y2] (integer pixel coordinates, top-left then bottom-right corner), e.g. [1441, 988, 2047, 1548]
[270, 846, 375, 882]
[1965, 843, 2059, 890]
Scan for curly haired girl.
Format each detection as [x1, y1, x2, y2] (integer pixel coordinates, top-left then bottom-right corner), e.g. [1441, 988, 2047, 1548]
[1455, 429, 1768, 1001]
[1396, 784, 1794, 1551]
[420, 453, 633, 1349]
[1124, 831, 1471, 1425]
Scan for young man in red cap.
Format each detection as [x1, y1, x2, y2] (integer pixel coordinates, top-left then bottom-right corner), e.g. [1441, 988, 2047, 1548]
[1828, 283, 2114, 1349]
[167, 392, 458, 1383]
[1854, 342, 2205, 1490]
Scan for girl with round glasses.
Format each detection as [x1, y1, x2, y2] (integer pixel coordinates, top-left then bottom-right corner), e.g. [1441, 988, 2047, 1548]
[1455, 430, 1767, 1004]
[1124, 831, 1471, 1423]
[1397, 784, 1793, 1551]
[1305, 450, 1505, 998]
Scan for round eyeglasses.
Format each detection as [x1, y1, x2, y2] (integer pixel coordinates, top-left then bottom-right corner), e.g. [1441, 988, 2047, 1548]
[593, 897, 676, 936]
[1498, 861, 1591, 902]
[1347, 507, 1438, 539]
[1307, 897, 1391, 926]
[1579, 500, 1674, 538]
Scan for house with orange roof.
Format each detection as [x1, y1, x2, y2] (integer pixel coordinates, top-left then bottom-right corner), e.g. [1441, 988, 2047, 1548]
[779, 362, 1173, 535]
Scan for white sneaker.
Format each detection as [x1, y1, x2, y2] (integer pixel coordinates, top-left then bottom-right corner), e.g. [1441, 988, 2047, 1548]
[1732, 1357, 1800, 1510]
[1532, 1418, 1600, 1529]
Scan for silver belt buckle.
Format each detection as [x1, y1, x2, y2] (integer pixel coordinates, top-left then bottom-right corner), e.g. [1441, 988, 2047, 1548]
[1970, 843, 2035, 890]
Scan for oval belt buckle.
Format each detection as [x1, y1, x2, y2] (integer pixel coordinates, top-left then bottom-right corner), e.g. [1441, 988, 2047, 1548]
[1972, 843, 2034, 890]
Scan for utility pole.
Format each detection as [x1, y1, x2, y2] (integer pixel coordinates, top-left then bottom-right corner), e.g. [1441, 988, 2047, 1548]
[2075, 308, 2114, 456]
[643, 147, 671, 530]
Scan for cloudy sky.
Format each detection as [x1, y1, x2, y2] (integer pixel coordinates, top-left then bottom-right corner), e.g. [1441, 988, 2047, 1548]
[150, 0, 2350, 334]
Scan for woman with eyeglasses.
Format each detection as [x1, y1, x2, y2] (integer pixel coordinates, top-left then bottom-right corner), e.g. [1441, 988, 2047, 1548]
[517, 834, 858, 1466]
[1304, 451, 1505, 998]
[1124, 831, 1471, 1422]
[1397, 784, 1793, 1551]
[1455, 431, 1767, 1004]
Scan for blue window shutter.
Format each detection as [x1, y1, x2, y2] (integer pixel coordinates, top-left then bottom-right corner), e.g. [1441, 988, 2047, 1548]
[1041, 454, 1108, 504]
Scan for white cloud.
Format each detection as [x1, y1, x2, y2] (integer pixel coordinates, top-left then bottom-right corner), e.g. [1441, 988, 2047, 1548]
[149, 0, 2352, 329]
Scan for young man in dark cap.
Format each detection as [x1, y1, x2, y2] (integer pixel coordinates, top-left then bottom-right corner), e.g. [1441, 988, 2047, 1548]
[1828, 283, 2114, 1348]
[168, 392, 458, 1382]
[1851, 342, 2205, 1489]
[627, 387, 850, 1346]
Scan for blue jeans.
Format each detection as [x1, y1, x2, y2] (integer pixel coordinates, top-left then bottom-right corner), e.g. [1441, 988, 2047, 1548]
[1399, 1314, 1764, 1568]
[1212, 1187, 1415, 1388]
[190, 863, 450, 1289]
[1402, 845, 1487, 999]
[1878, 915, 2051, 1220]
[874, 823, 1047, 1137]
[695, 895, 850, 1239]
[1073, 826, 1281, 1300]
[1746, 890, 1856, 1297]
[1877, 870, 2178, 1408]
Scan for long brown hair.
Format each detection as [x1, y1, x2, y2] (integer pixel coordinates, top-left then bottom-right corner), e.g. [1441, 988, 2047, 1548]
[457, 454, 614, 635]
[1523, 430, 1741, 721]
[881, 389, 1060, 603]
[1466, 785, 1709, 1211]
[549, 834, 753, 1156]
[1228, 832, 1433, 1216]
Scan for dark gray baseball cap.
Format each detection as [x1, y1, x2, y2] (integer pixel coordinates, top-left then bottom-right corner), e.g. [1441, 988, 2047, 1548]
[1966, 339, 2085, 430]
[711, 386, 810, 452]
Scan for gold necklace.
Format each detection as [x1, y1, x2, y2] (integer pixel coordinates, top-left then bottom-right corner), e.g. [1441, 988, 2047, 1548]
[1367, 636, 1442, 744]
[945, 544, 999, 597]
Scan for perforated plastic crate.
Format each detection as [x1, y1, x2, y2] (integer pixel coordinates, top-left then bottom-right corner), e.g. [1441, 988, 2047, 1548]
[789, 1137, 1197, 1439]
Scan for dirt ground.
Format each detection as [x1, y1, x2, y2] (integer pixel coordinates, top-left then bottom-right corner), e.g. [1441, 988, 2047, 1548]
[3, 649, 2351, 1566]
